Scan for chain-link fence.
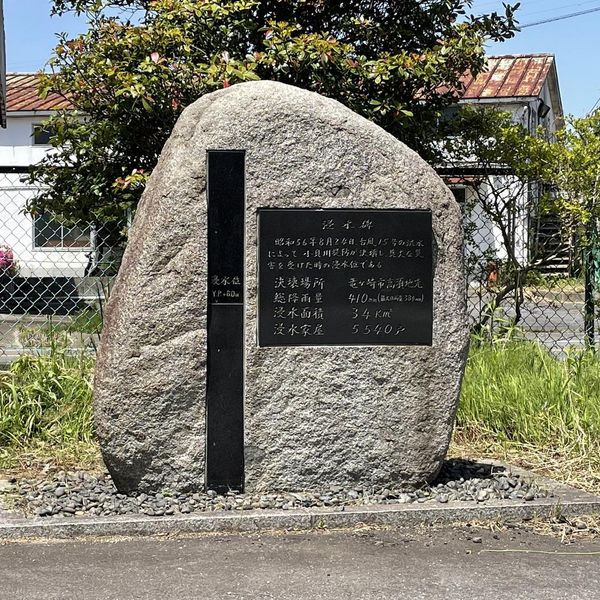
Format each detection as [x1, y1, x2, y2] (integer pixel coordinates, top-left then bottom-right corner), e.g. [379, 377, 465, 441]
[0, 169, 122, 366]
[453, 179, 598, 355]
[0, 169, 597, 364]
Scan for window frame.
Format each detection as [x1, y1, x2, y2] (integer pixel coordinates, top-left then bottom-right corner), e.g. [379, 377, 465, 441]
[449, 186, 467, 206]
[31, 213, 93, 252]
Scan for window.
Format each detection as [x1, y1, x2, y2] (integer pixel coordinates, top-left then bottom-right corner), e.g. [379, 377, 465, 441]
[450, 187, 466, 205]
[440, 105, 461, 122]
[32, 123, 55, 146]
[33, 213, 91, 249]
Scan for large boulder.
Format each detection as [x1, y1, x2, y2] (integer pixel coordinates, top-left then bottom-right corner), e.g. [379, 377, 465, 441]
[94, 81, 469, 493]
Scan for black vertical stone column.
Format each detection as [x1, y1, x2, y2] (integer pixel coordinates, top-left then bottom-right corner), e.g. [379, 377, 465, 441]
[206, 150, 245, 492]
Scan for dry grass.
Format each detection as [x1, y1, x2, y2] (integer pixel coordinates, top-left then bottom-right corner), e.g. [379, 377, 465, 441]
[450, 429, 600, 496]
[463, 513, 600, 543]
[0, 440, 102, 480]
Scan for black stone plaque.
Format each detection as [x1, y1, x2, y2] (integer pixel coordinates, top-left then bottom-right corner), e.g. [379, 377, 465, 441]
[258, 208, 433, 346]
[206, 150, 245, 492]
[207, 151, 245, 305]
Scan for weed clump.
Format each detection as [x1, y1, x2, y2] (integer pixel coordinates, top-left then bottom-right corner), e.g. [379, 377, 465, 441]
[457, 335, 600, 493]
[0, 341, 94, 449]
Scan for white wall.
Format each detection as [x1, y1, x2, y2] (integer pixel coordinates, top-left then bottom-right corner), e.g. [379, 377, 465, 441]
[0, 113, 90, 278]
[0, 114, 49, 165]
[454, 93, 558, 280]
[462, 176, 531, 282]
[460, 84, 559, 136]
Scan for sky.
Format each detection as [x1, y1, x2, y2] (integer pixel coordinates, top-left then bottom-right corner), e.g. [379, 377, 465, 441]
[473, 0, 600, 116]
[5, 0, 600, 117]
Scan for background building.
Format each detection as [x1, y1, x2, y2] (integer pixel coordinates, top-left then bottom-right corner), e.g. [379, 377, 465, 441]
[440, 54, 567, 277]
[0, 74, 90, 280]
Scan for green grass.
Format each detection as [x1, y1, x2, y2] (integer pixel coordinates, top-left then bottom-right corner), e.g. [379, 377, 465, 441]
[0, 343, 95, 456]
[17, 321, 70, 349]
[66, 307, 103, 335]
[2, 330, 600, 494]
[523, 271, 584, 290]
[16, 309, 103, 350]
[456, 338, 600, 493]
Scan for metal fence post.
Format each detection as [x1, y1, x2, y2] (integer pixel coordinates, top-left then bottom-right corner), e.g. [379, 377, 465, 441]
[584, 243, 595, 348]
[583, 213, 600, 349]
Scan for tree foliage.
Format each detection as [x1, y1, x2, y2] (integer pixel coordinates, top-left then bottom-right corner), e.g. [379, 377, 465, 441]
[538, 111, 600, 343]
[447, 107, 600, 246]
[442, 105, 558, 330]
[445, 105, 600, 337]
[540, 111, 600, 243]
[443, 105, 550, 178]
[29, 0, 518, 224]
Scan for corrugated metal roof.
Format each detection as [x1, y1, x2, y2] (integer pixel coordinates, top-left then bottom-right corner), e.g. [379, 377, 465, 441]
[460, 54, 555, 99]
[6, 73, 72, 112]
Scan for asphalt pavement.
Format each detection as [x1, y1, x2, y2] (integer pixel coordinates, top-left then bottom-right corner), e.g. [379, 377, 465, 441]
[1, 524, 599, 599]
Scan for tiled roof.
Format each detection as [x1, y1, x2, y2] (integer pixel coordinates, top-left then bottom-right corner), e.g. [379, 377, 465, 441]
[460, 54, 555, 99]
[6, 73, 72, 112]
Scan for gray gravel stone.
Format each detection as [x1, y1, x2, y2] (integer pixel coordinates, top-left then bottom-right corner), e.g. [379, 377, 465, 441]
[93, 81, 468, 494]
[6, 459, 548, 520]
[0, 479, 15, 493]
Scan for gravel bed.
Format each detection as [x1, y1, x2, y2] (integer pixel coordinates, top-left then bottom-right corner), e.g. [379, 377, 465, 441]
[2, 460, 551, 519]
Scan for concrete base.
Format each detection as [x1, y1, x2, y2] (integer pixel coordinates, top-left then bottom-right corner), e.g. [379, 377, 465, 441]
[1, 467, 598, 541]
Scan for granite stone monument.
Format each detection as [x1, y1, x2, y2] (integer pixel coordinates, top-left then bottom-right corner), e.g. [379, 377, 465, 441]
[94, 81, 469, 494]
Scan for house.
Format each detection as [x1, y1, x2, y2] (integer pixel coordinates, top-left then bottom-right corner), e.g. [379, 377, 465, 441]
[458, 54, 562, 132]
[0, 74, 103, 315]
[438, 54, 566, 276]
[0, 74, 91, 280]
